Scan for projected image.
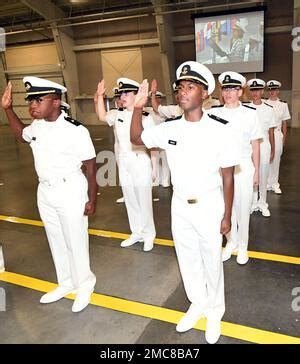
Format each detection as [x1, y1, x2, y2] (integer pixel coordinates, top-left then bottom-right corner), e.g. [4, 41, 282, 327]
[195, 10, 264, 73]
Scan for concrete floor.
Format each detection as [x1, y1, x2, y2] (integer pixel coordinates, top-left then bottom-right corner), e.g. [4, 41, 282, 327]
[0, 125, 299, 344]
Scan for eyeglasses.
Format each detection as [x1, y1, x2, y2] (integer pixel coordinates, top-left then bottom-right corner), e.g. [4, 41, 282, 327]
[26, 97, 55, 104]
[222, 87, 241, 92]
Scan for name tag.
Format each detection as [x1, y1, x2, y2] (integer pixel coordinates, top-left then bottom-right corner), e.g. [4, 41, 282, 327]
[168, 140, 177, 145]
[118, 119, 124, 123]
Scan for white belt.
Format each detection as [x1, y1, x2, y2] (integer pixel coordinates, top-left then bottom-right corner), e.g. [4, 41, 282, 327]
[39, 171, 82, 186]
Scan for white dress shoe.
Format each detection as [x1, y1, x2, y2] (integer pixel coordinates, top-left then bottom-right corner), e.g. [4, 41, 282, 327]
[236, 249, 249, 265]
[116, 196, 125, 203]
[120, 235, 143, 248]
[222, 242, 238, 262]
[205, 317, 221, 344]
[261, 207, 271, 217]
[143, 240, 154, 252]
[273, 187, 282, 194]
[40, 286, 76, 304]
[72, 287, 94, 313]
[176, 304, 204, 333]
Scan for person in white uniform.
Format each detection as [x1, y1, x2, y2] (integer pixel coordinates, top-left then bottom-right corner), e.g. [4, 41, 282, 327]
[210, 72, 263, 265]
[1, 77, 97, 312]
[247, 79, 276, 217]
[202, 95, 221, 110]
[130, 61, 240, 344]
[95, 78, 156, 252]
[266, 80, 291, 194]
[147, 81, 171, 187]
[151, 81, 183, 120]
[94, 86, 125, 203]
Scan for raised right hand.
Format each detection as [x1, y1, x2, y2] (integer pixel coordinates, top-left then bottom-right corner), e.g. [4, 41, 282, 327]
[2, 82, 13, 110]
[151, 79, 158, 95]
[134, 79, 149, 109]
[96, 79, 106, 98]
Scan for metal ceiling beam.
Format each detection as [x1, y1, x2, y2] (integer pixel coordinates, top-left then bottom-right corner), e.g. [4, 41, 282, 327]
[20, 0, 80, 118]
[152, 0, 175, 103]
[20, 0, 66, 21]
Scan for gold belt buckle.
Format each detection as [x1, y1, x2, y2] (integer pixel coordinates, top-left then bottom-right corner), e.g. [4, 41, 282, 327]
[187, 198, 198, 204]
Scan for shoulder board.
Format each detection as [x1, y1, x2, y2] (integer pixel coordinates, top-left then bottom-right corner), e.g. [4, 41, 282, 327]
[263, 102, 273, 108]
[279, 99, 287, 103]
[64, 116, 81, 126]
[118, 107, 124, 111]
[212, 97, 219, 100]
[165, 115, 182, 122]
[242, 104, 256, 110]
[142, 111, 149, 116]
[242, 101, 251, 103]
[211, 105, 224, 108]
[110, 107, 117, 110]
[262, 97, 267, 99]
[208, 113, 228, 125]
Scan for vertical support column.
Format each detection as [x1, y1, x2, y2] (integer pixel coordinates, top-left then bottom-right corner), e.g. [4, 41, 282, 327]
[152, 0, 176, 104]
[292, 0, 300, 127]
[52, 26, 80, 119]
[0, 53, 8, 125]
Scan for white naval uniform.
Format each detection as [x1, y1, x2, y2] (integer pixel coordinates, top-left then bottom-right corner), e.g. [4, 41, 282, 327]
[141, 112, 240, 320]
[228, 38, 247, 62]
[145, 106, 171, 187]
[157, 104, 184, 186]
[106, 108, 120, 166]
[266, 98, 291, 190]
[106, 108, 156, 242]
[22, 111, 96, 291]
[249, 102, 277, 210]
[210, 103, 263, 252]
[157, 104, 183, 120]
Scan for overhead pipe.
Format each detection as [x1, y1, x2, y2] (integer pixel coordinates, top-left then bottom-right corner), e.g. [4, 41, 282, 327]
[4, 0, 263, 36]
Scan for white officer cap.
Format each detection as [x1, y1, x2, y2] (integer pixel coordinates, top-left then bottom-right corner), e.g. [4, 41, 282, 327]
[23, 76, 67, 100]
[267, 80, 281, 89]
[148, 90, 165, 98]
[112, 86, 121, 97]
[218, 71, 246, 88]
[117, 77, 140, 93]
[175, 61, 215, 95]
[60, 101, 70, 111]
[247, 78, 265, 90]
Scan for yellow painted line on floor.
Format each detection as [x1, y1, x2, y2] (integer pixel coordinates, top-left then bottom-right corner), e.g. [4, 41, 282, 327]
[0, 271, 299, 344]
[0, 214, 299, 265]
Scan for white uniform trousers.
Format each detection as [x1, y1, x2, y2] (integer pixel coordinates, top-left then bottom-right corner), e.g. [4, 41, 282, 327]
[37, 173, 96, 290]
[153, 150, 171, 187]
[119, 152, 156, 242]
[171, 190, 225, 320]
[0, 244, 4, 272]
[268, 128, 283, 190]
[113, 127, 120, 167]
[253, 137, 271, 209]
[228, 158, 255, 250]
